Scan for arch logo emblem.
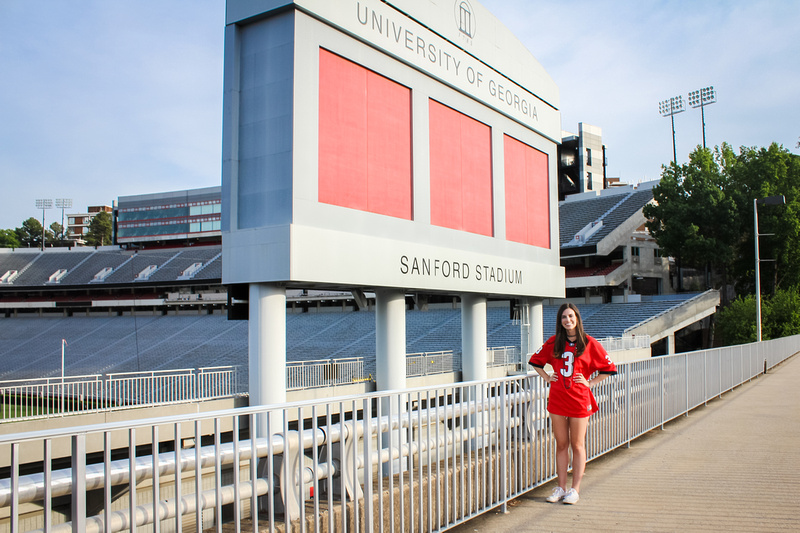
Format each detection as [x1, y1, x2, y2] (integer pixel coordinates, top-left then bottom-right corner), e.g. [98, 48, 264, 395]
[455, 0, 476, 39]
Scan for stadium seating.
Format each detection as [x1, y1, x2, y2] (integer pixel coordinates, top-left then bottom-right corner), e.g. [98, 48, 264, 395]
[0, 296, 701, 384]
[559, 190, 653, 247]
[0, 246, 224, 286]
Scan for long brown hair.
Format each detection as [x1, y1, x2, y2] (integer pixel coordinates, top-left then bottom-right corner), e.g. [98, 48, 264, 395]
[554, 303, 587, 357]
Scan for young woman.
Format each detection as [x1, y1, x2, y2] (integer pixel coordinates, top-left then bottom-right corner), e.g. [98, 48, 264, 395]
[528, 303, 617, 504]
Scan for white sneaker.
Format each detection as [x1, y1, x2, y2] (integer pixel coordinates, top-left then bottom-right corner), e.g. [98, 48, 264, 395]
[546, 486, 567, 503]
[563, 488, 580, 504]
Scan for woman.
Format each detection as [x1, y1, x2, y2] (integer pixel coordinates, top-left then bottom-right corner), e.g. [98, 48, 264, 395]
[528, 302, 617, 504]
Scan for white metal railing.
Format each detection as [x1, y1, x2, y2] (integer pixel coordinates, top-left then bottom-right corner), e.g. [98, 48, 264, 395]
[198, 366, 240, 399]
[598, 335, 651, 352]
[406, 350, 456, 376]
[625, 289, 717, 333]
[2, 336, 796, 532]
[0, 374, 104, 421]
[487, 346, 520, 367]
[286, 358, 366, 389]
[290, 348, 516, 385]
[0, 366, 241, 422]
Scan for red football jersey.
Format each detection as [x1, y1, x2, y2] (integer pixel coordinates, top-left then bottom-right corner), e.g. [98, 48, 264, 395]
[528, 335, 617, 418]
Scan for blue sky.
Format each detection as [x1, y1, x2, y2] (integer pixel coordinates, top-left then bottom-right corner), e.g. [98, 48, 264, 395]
[1, 0, 798, 231]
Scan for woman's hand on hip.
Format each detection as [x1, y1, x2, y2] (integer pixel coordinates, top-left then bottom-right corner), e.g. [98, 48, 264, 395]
[573, 373, 590, 387]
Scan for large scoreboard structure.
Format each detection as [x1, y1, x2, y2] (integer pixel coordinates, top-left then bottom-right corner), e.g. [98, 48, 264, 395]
[221, 0, 564, 405]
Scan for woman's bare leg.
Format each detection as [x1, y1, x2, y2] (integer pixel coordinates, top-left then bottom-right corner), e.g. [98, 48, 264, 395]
[568, 416, 589, 492]
[551, 414, 571, 489]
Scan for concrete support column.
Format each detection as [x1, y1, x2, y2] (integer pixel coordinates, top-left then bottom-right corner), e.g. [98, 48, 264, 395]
[375, 289, 408, 475]
[248, 283, 286, 435]
[461, 293, 487, 382]
[248, 283, 287, 513]
[520, 298, 544, 363]
[375, 289, 407, 391]
[667, 333, 676, 355]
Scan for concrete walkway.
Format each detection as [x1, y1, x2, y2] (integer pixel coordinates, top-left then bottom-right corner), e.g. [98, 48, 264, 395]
[449, 354, 800, 533]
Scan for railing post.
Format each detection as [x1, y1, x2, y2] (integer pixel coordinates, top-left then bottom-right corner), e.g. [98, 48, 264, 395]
[742, 345, 746, 384]
[10, 442, 19, 533]
[685, 354, 689, 417]
[153, 425, 161, 533]
[44, 439, 52, 532]
[703, 351, 708, 406]
[71, 434, 86, 533]
[500, 379, 508, 513]
[660, 357, 665, 430]
[626, 365, 631, 447]
[363, 397, 374, 533]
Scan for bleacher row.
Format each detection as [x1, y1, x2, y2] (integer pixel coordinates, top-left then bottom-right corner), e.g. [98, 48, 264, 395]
[0, 297, 697, 384]
[559, 189, 653, 247]
[0, 246, 222, 286]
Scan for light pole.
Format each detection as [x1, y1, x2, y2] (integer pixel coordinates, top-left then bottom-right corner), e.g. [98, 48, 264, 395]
[61, 339, 67, 415]
[55, 198, 73, 242]
[688, 86, 716, 149]
[658, 95, 685, 165]
[754, 195, 785, 342]
[35, 199, 53, 251]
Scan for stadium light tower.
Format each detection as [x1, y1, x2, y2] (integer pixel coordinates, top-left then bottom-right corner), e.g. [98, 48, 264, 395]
[754, 195, 785, 342]
[688, 86, 716, 149]
[55, 198, 73, 241]
[35, 199, 53, 251]
[658, 95, 685, 165]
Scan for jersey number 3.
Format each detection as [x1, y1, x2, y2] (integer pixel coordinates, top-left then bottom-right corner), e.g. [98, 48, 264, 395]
[560, 352, 575, 378]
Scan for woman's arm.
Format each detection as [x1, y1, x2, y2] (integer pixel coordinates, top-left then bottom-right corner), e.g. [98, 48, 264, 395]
[533, 365, 557, 383]
[588, 373, 611, 387]
[573, 372, 611, 387]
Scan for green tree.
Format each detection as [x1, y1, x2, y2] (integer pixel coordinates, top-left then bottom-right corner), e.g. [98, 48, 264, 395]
[15, 217, 45, 248]
[645, 143, 800, 302]
[85, 211, 112, 246]
[724, 143, 800, 294]
[0, 229, 21, 248]
[49, 222, 64, 242]
[715, 287, 800, 345]
[644, 147, 738, 300]
[762, 287, 800, 340]
[715, 293, 757, 345]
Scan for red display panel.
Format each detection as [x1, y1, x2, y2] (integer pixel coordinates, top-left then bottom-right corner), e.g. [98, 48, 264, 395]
[428, 100, 493, 237]
[318, 49, 412, 219]
[503, 134, 550, 248]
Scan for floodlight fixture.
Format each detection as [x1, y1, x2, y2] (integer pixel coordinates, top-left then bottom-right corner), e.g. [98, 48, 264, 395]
[658, 96, 685, 117]
[35, 199, 53, 251]
[688, 86, 717, 148]
[658, 95, 685, 165]
[55, 198, 73, 241]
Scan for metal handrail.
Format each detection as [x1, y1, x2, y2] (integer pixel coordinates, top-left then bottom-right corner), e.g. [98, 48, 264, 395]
[598, 335, 651, 351]
[0, 336, 797, 532]
[0, 366, 241, 422]
[0, 336, 796, 533]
